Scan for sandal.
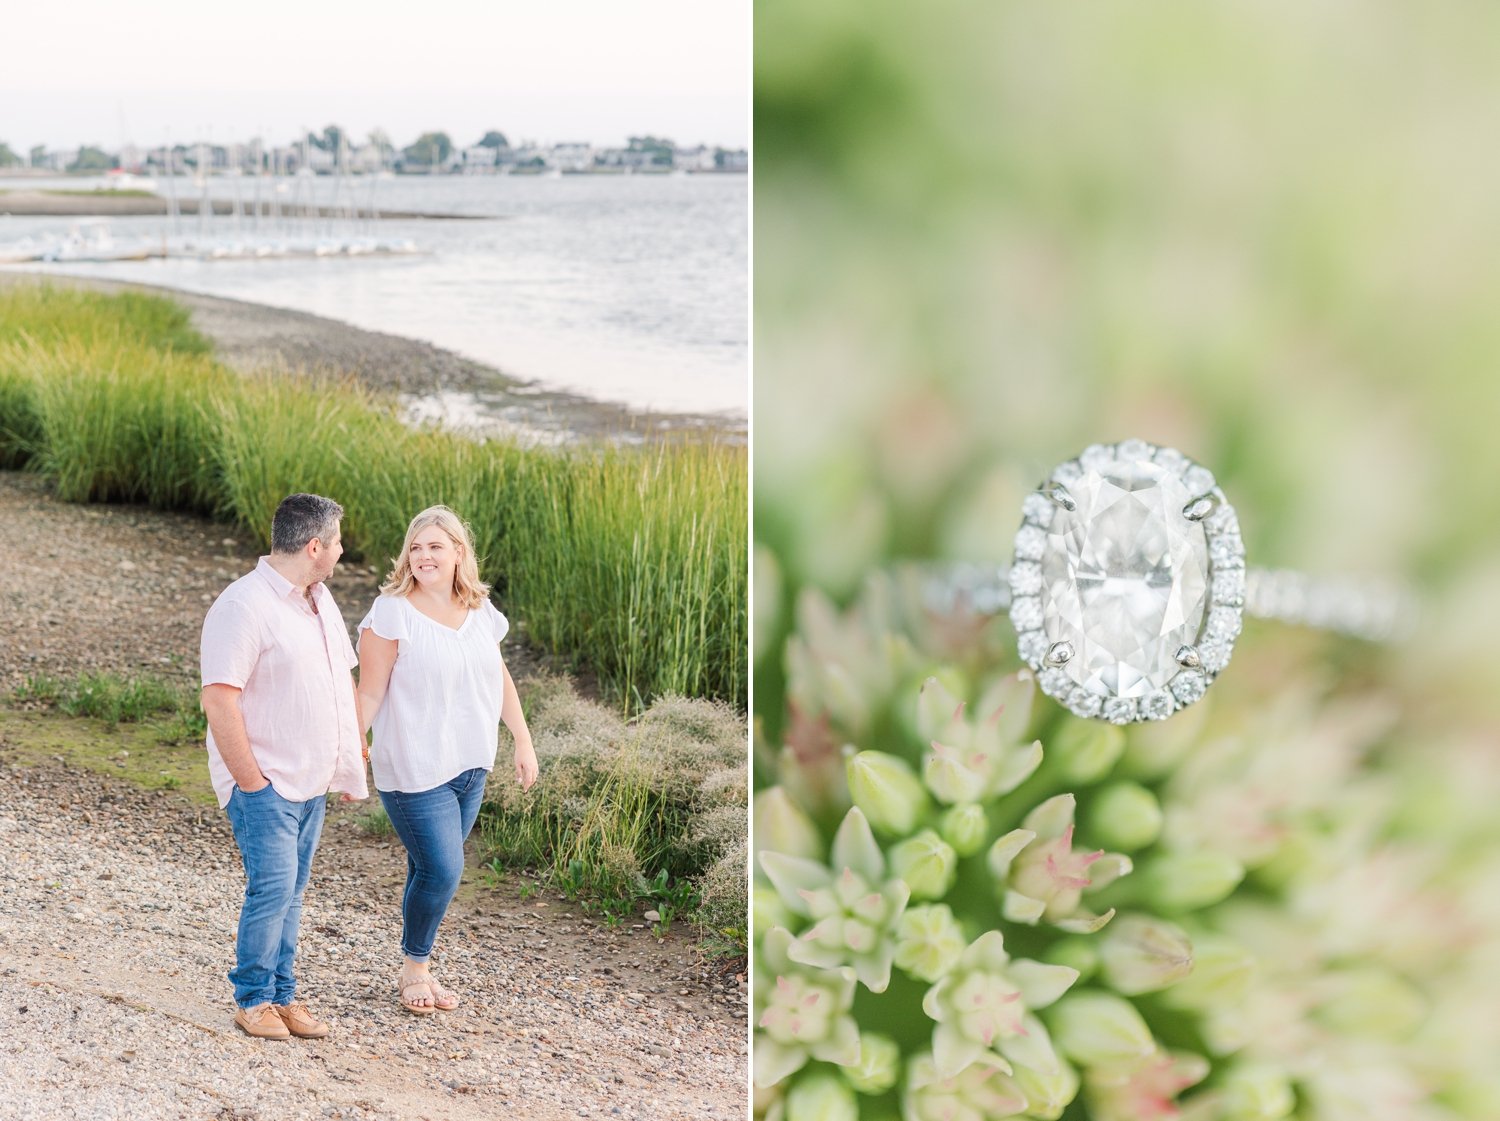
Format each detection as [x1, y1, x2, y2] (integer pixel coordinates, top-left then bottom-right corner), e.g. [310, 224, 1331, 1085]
[399, 977, 438, 1016]
[429, 980, 460, 1012]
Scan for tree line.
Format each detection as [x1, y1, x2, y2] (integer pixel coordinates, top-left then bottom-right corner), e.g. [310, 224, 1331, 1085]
[1, 127, 700, 173]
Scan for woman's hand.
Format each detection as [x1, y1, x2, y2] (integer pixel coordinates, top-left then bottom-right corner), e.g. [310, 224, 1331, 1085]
[514, 741, 539, 791]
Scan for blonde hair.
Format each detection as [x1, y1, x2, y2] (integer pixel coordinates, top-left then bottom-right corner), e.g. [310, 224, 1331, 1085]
[379, 505, 491, 609]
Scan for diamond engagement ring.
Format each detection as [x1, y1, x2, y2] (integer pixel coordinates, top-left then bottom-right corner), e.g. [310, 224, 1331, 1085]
[928, 439, 1415, 725]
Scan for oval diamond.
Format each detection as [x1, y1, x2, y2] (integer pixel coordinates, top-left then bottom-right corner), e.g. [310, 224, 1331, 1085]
[1023, 444, 1211, 705]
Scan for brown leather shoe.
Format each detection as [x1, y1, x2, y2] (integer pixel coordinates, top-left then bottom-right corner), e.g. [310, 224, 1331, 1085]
[234, 1002, 290, 1040]
[274, 1001, 330, 1039]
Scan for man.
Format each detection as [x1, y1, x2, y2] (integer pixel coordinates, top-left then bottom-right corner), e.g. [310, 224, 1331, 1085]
[201, 493, 367, 1041]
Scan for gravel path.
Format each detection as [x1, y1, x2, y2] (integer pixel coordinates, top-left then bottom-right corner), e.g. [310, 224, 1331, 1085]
[0, 763, 745, 1121]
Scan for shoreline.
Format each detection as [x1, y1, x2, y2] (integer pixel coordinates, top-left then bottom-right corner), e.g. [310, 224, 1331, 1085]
[0, 189, 480, 219]
[0, 271, 746, 445]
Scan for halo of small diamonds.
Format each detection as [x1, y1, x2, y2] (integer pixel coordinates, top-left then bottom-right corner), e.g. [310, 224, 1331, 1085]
[1010, 440, 1246, 724]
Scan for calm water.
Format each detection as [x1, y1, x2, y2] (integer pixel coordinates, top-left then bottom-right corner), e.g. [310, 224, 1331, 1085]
[0, 174, 747, 418]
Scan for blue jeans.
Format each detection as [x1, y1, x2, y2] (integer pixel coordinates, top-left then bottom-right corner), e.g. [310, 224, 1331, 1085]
[224, 784, 326, 1008]
[379, 768, 487, 962]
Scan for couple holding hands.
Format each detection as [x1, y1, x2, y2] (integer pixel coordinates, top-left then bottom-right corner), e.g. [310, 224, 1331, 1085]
[200, 493, 538, 1040]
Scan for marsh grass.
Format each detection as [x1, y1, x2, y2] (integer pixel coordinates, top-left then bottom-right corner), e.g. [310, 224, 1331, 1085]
[0, 285, 746, 709]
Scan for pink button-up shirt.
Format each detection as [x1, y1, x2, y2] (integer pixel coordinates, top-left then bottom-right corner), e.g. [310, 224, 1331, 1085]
[200, 557, 368, 808]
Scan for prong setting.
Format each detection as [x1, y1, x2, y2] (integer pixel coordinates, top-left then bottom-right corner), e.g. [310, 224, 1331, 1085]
[1183, 495, 1217, 521]
[1175, 645, 1201, 669]
[1045, 641, 1074, 667]
[1045, 482, 1077, 512]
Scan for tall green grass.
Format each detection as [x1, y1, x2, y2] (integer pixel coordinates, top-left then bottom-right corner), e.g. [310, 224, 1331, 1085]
[0, 285, 746, 710]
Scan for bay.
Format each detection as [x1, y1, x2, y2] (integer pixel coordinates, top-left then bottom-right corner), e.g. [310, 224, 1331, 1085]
[0, 172, 747, 419]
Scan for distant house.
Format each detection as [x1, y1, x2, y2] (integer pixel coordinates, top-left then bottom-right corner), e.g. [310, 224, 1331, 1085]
[549, 142, 594, 172]
[462, 146, 498, 173]
[718, 148, 749, 173]
[349, 144, 388, 174]
[305, 145, 337, 174]
[674, 145, 718, 172]
[508, 145, 548, 171]
[595, 146, 659, 171]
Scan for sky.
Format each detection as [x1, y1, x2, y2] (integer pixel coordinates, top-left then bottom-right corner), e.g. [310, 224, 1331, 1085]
[0, 0, 748, 153]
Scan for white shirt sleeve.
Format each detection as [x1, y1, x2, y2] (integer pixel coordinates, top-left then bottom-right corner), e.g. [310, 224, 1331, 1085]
[359, 594, 408, 643]
[486, 599, 510, 644]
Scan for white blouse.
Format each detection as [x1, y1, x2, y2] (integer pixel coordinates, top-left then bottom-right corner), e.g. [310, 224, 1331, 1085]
[357, 594, 510, 794]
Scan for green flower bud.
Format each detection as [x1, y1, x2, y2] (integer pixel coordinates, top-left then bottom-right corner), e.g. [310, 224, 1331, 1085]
[785, 1069, 857, 1121]
[1011, 1053, 1080, 1120]
[847, 750, 929, 837]
[1097, 914, 1194, 995]
[1119, 698, 1208, 780]
[843, 1032, 901, 1094]
[1049, 992, 1155, 1067]
[754, 787, 825, 866]
[1142, 850, 1245, 912]
[1049, 718, 1125, 783]
[938, 802, 989, 856]
[1160, 934, 1254, 1013]
[889, 830, 957, 900]
[1085, 782, 1163, 852]
[903, 668, 972, 745]
[894, 904, 967, 983]
[785, 588, 885, 737]
[1043, 938, 1100, 984]
[904, 1053, 1027, 1121]
[753, 545, 784, 665]
[1221, 1062, 1295, 1121]
[754, 881, 795, 933]
[1315, 967, 1426, 1041]
[923, 743, 989, 805]
[1252, 830, 1318, 892]
[752, 1082, 783, 1121]
[1084, 1049, 1209, 1121]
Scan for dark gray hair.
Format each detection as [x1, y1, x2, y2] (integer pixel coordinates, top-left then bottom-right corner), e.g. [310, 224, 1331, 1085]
[271, 493, 344, 555]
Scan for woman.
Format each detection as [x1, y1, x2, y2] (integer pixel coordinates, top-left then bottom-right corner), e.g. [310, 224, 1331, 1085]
[357, 505, 539, 1014]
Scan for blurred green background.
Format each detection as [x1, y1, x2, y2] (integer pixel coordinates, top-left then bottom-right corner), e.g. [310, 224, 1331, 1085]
[753, 0, 1500, 746]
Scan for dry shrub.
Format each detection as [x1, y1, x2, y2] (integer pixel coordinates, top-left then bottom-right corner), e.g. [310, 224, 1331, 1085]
[696, 829, 748, 951]
[628, 694, 747, 803]
[481, 676, 748, 944]
[698, 765, 749, 809]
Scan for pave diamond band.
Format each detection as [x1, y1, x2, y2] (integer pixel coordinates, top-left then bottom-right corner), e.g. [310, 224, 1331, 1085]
[927, 563, 1412, 644]
[924, 440, 1415, 725]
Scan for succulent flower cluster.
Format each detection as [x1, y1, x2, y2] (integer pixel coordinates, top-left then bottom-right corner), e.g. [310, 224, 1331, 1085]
[754, 576, 1500, 1121]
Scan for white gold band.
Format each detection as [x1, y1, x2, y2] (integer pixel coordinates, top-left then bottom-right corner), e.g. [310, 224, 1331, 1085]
[923, 562, 1415, 643]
